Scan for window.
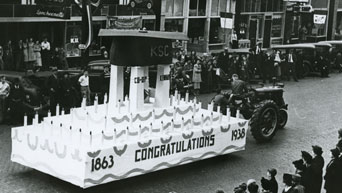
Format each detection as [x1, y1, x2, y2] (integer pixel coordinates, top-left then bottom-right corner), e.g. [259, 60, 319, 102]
[209, 18, 225, 43]
[142, 20, 155, 30]
[165, 19, 184, 32]
[189, 0, 207, 16]
[162, 0, 184, 16]
[219, 0, 227, 13]
[272, 14, 283, 37]
[211, 0, 219, 16]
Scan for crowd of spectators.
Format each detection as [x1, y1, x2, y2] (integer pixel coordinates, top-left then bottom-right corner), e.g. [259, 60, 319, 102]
[0, 38, 68, 72]
[226, 129, 342, 193]
[170, 44, 342, 97]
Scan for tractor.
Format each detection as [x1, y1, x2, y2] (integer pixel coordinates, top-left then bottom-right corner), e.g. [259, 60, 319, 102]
[227, 80, 288, 142]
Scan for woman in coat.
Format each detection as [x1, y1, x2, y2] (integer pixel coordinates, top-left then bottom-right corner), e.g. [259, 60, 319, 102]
[23, 39, 29, 70]
[311, 145, 324, 193]
[301, 151, 315, 193]
[33, 40, 42, 71]
[324, 148, 340, 193]
[192, 60, 202, 96]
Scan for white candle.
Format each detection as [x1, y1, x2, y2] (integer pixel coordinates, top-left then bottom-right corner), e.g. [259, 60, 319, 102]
[82, 97, 86, 110]
[70, 108, 74, 123]
[113, 129, 117, 144]
[199, 101, 202, 109]
[185, 91, 189, 103]
[201, 114, 204, 127]
[191, 116, 194, 129]
[173, 106, 177, 120]
[175, 89, 178, 99]
[194, 97, 197, 104]
[161, 121, 164, 134]
[118, 100, 121, 114]
[130, 113, 133, 127]
[171, 119, 174, 132]
[104, 116, 107, 130]
[181, 117, 184, 130]
[139, 125, 142, 139]
[56, 104, 60, 116]
[86, 112, 89, 130]
[150, 123, 153, 136]
[227, 108, 231, 122]
[152, 109, 155, 122]
[104, 93, 108, 104]
[236, 109, 240, 120]
[127, 99, 130, 113]
[219, 113, 222, 124]
[89, 131, 93, 149]
[177, 94, 181, 102]
[217, 106, 221, 113]
[35, 112, 39, 123]
[94, 95, 98, 113]
[210, 112, 213, 124]
[101, 131, 105, 145]
[47, 110, 51, 118]
[79, 129, 82, 147]
[61, 108, 65, 116]
[126, 127, 129, 140]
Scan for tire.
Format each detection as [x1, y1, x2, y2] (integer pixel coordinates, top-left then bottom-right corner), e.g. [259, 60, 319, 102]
[250, 100, 279, 142]
[277, 109, 288, 129]
[146, 2, 152, 9]
[130, 1, 135, 8]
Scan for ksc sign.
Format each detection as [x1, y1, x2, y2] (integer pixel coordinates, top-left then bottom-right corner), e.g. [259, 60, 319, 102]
[110, 37, 173, 66]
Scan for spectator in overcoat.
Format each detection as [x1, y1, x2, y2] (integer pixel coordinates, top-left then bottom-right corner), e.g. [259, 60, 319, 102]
[301, 151, 315, 193]
[282, 173, 297, 193]
[324, 148, 340, 193]
[311, 145, 324, 193]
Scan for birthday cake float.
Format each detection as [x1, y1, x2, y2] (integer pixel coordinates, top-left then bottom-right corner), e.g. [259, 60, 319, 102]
[11, 29, 248, 188]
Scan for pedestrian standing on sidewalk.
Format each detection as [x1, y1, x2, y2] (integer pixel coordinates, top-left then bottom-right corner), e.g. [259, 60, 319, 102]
[192, 60, 202, 96]
[23, 38, 29, 71]
[41, 37, 50, 70]
[33, 40, 42, 72]
[286, 49, 298, 82]
[14, 40, 24, 71]
[311, 145, 324, 193]
[0, 46, 4, 71]
[324, 148, 340, 193]
[4, 40, 13, 71]
[79, 70, 91, 106]
[27, 38, 36, 71]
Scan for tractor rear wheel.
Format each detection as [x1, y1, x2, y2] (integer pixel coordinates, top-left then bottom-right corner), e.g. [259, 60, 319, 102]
[277, 109, 288, 129]
[250, 100, 279, 142]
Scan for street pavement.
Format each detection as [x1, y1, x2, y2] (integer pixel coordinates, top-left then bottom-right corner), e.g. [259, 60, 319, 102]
[1, 73, 342, 193]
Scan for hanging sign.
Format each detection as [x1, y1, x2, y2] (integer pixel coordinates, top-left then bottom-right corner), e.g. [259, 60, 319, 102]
[314, 14, 326, 24]
[107, 16, 143, 30]
[220, 12, 233, 29]
[36, 5, 71, 19]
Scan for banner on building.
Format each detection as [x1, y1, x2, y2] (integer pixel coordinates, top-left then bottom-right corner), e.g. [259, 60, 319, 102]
[36, 5, 71, 19]
[36, 0, 71, 6]
[314, 14, 327, 24]
[107, 16, 143, 29]
[220, 12, 233, 29]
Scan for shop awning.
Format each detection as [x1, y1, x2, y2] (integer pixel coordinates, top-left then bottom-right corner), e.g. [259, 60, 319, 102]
[319, 40, 342, 45]
[98, 29, 188, 40]
[271, 44, 315, 49]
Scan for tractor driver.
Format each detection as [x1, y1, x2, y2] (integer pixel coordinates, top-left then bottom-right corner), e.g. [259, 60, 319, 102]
[231, 74, 248, 97]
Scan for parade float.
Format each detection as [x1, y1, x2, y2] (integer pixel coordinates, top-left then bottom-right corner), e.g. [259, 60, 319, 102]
[11, 30, 248, 188]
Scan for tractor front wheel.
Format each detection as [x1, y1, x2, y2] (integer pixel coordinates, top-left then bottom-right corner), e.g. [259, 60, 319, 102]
[250, 100, 279, 142]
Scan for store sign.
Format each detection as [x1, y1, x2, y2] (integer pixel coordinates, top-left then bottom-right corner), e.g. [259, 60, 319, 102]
[36, 5, 70, 19]
[314, 14, 326, 24]
[36, 0, 71, 6]
[111, 37, 172, 66]
[287, 0, 309, 2]
[220, 12, 233, 29]
[107, 16, 143, 29]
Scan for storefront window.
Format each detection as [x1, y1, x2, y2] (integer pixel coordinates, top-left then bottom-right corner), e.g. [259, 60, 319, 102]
[188, 18, 205, 44]
[89, 22, 103, 57]
[209, 18, 225, 44]
[211, 0, 219, 16]
[219, 0, 227, 13]
[66, 23, 81, 57]
[239, 15, 249, 39]
[336, 12, 342, 39]
[272, 14, 283, 37]
[142, 19, 155, 30]
[189, 0, 206, 16]
[165, 19, 184, 32]
[162, 0, 183, 16]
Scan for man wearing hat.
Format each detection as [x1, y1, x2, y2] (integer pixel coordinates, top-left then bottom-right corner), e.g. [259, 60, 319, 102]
[311, 145, 324, 193]
[301, 151, 315, 193]
[45, 68, 60, 115]
[324, 148, 340, 193]
[292, 174, 304, 193]
[217, 47, 229, 74]
[261, 168, 278, 193]
[282, 173, 296, 193]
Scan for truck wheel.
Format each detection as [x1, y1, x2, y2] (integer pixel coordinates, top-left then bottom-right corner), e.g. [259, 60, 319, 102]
[277, 109, 288, 129]
[250, 100, 279, 142]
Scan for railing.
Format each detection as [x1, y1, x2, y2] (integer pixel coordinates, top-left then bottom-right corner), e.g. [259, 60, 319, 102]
[0, 4, 154, 18]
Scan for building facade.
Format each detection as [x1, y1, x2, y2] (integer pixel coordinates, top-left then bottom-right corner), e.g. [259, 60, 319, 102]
[159, 0, 236, 53]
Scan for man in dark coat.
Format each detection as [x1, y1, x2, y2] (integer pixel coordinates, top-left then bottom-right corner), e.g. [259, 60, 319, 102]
[9, 78, 24, 124]
[282, 173, 298, 193]
[261, 168, 278, 193]
[286, 49, 298, 81]
[60, 72, 75, 113]
[217, 47, 230, 74]
[212, 89, 229, 115]
[301, 151, 315, 193]
[311, 145, 324, 193]
[324, 148, 340, 193]
[45, 69, 60, 115]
